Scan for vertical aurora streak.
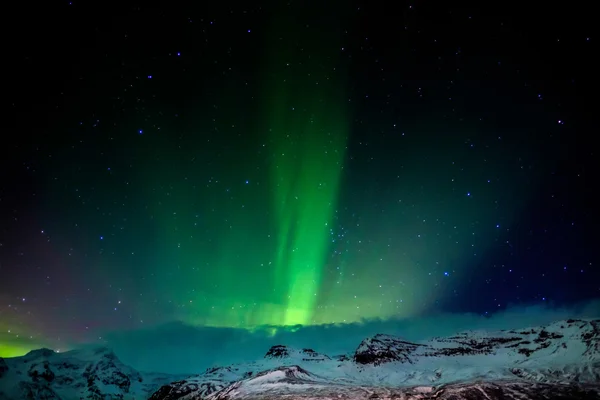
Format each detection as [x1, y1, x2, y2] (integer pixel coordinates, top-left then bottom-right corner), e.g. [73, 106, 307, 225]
[264, 6, 349, 326]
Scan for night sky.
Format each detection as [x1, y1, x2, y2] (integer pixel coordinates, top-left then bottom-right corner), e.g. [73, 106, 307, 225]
[2, 0, 598, 361]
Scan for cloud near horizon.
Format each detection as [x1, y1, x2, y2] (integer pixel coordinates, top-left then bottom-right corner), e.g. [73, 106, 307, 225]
[91, 298, 600, 374]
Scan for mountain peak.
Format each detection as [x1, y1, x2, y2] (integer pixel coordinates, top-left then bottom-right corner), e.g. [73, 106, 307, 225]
[264, 344, 289, 359]
[0, 345, 180, 399]
[264, 345, 331, 361]
[354, 334, 423, 365]
[23, 348, 56, 359]
[3, 318, 599, 399]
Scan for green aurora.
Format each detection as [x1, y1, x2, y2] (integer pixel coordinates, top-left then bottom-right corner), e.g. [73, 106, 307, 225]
[176, 6, 354, 329]
[117, 5, 360, 331]
[265, 10, 350, 326]
[1, 1, 550, 359]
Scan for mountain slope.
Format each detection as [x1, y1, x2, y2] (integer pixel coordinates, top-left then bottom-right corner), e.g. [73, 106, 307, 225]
[1, 319, 598, 399]
[151, 318, 600, 400]
[206, 366, 600, 400]
[0, 346, 181, 399]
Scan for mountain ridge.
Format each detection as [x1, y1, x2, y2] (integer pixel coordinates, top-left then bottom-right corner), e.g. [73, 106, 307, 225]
[152, 318, 600, 399]
[0, 318, 598, 399]
[0, 345, 183, 399]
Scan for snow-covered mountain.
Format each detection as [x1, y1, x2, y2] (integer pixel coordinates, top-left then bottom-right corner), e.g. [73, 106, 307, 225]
[1, 318, 598, 399]
[151, 318, 600, 399]
[0, 346, 181, 399]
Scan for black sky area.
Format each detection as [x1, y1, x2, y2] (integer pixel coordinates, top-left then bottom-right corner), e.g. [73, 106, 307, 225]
[2, 0, 598, 357]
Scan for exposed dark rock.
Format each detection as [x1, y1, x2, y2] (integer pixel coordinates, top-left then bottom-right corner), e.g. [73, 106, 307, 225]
[149, 380, 198, 400]
[519, 348, 535, 357]
[263, 345, 330, 361]
[582, 320, 600, 358]
[54, 361, 80, 371]
[335, 354, 351, 362]
[28, 361, 55, 383]
[54, 375, 74, 385]
[0, 358, 8, 378]
[354, 334, 422, 365]
[205, 366, 235, 375]
[0, 346, 179, 400]
[265, 345, 289, 359]
[519, 330, 537, 335]
[429, 382, 600, 400]
[149, 379, 224, 400]
[201, 369, 600, 400]
[82, 352, 133, 395]
[18, 382, 61, 400]
[300, 348, 330, 361]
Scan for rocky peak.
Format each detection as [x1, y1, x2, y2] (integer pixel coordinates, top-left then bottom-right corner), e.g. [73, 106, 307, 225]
[580, 319, 600, 359]
[353, 319, 600, 366]
[354, 334, 423, 365]
[0, 344, 171, 400]
[299, 348, 331, 361]
[264, 345, 330, 361]
[149, 376, 229, 400]
[264, 344, 289, 359]
[256, 365, 313, 380]
[23, 348, 56, 360]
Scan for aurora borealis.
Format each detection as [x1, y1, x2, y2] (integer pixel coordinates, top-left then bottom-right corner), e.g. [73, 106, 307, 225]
[1, 0, 598, 365]
[265, 8, 350, 326]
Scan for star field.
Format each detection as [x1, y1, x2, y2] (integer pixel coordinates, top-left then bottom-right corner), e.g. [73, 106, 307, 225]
[1, 0, 598, 356]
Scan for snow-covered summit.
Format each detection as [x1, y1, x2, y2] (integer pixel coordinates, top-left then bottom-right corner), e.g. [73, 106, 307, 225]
[353, 318, 600, 368]
[0, 345, 181, 399]
[206, 365, 336, 400]
[151, 318, 600, 399]
[354, 333, 423, 365]
[1, 318, 599, 399]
